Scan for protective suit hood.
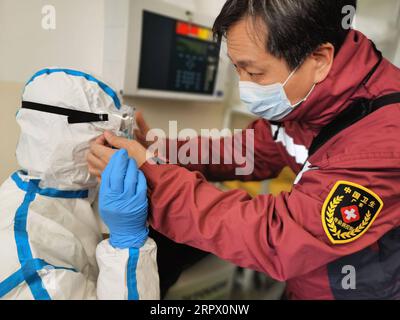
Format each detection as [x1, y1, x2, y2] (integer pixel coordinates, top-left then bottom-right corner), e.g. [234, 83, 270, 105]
[16, 68, 133, 190]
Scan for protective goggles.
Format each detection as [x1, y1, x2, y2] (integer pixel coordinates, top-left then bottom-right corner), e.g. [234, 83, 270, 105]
[21, 101, 136, 139]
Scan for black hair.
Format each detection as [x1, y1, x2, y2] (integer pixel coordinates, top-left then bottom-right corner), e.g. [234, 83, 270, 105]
[213, 0, 358, 69]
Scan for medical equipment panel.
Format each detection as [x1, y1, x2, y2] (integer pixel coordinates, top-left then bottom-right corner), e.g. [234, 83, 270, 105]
[123, 0, 228, 101]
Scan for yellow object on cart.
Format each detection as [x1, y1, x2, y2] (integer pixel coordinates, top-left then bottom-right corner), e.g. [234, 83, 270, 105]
[222, 167, 296, 197]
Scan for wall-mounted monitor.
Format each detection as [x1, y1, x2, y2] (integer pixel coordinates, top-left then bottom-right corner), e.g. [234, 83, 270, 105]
[124, 0, 228, 101]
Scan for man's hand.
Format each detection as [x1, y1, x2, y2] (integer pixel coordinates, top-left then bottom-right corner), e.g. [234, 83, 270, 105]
[88, 131, 149, 179]
[87, 135, 116, 179]
[134, 111, 153, 149]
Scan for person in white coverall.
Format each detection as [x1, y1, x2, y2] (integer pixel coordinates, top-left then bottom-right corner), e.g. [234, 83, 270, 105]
[0, 68, 159, 300]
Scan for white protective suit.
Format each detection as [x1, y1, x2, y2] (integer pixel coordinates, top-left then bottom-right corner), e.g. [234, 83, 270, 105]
[0, 68, 160, 300]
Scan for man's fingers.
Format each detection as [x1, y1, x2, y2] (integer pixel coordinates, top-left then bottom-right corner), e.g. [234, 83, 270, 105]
[90, 142, 116, 164]
[88, 166, 102, 179]
[95, 134, 107, 146]
[134, 128, 144, 140]
[100, 156, 113, 191]
[103, 131, 148, 167]
[136, 111, 150, 134]
[87, 152, 108, 173]
[109, 149, 129, 193]
[104, 131, 132, 151]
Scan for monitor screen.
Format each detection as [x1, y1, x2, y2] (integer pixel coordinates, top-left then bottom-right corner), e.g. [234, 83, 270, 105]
[138, 11, 221, 95]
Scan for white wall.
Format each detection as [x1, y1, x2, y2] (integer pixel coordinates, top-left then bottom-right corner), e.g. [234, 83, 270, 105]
[162, 0, 225, 15]
[102, 0, 130, 91]
[356, 0, 400, 64]
[395, 43, 400, 67]
[0, 0, 105, 82]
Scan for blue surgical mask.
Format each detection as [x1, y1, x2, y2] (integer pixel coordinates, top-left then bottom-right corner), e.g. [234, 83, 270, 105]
[239, 67, 315, 121]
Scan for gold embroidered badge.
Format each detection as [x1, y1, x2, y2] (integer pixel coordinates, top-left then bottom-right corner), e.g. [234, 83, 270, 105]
[321, 181, 383, 245]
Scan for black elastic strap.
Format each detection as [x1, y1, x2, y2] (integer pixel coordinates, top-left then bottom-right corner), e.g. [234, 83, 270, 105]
[21, 101, 109, 124]
[309, 92, 400, 157]
[372, 92, 400, 109]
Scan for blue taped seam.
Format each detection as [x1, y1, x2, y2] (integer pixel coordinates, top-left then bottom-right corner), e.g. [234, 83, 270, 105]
[127, 248, 140, 300]
[14, 181, 51, 300]
[0, 259, 77, 298]
[11, 172, 88, 199]
[25, 68, 121, 109]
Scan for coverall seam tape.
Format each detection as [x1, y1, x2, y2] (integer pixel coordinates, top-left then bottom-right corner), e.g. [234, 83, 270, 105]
[11, 172, 89, 199]
[0, 259, 77, 298]
[25, 68, 121, 109]
[7, 173, 85, 300]
[0, 267, 25, 298]
[127, 248, 140, 300]
[14, 184, 52, 300]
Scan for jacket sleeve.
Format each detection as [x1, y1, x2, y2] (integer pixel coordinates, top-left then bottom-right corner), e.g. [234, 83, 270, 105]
[161, 119, 286, 182]
[95, 238, 160, 300]
[141, 160, 398, 282]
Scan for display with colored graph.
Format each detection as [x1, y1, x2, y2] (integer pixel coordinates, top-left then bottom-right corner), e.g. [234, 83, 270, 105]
[176, 21, 214, 42]
[138, 11, 221, 95]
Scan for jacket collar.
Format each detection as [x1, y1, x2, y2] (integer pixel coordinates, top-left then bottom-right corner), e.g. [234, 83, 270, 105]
[282, 30, 382, 130]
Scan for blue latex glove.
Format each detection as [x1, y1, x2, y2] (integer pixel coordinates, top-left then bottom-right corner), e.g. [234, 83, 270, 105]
[99, 149, 149, 249]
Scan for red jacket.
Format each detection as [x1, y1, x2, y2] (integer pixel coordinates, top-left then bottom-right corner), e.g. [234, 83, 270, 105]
[141, 30, 400, 300]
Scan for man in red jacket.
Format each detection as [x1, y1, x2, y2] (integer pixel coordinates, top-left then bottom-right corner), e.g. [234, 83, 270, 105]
[88, 0, 400, 299]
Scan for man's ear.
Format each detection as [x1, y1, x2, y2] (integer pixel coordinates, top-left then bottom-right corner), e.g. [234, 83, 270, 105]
[311, 43, 335, 83]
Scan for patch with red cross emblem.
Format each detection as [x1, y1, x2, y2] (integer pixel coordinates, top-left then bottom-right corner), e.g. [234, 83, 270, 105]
[321, 181, 384, 245]
[341, 205, 360, 224]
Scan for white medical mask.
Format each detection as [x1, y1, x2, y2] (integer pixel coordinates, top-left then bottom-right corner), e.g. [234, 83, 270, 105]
[239, 67, 316, 121]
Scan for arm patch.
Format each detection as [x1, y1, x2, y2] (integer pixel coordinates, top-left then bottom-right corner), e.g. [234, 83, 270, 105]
[321, 181, 383, 245]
